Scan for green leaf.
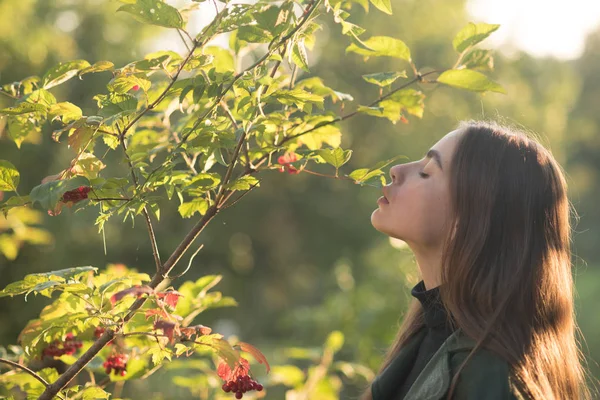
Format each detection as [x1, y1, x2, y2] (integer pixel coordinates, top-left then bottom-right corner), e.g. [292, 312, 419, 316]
[174, 343, 191, 356]
[42, 60, 91, 89]
[178, 199, 208, 218]
[94, 93, 138, 118]
[269, 88, 324, 110]
[71, 152, 106, 179]
[237, 25, 273, 43]
[317, 148, 352, 168]
[362, 71, 406, 87]
[348, 155, 407, 185]
[195, 335, 239, 369]
[461, 49, 494, 71]
[7, 116, 36, 149]
[147, 346, 173, 366]
[291, 39, 309, 72]
[224, 175, 260, 191]
[453, 22, 500, 53]
[78, 61, 115, 77]
[0, 195, 30, 219]
[0, 266, 96, 298]
[118, 0, 184, 29]
[27, 266, 97, 280]
[0, 103, 47, 115]
[107, 75, 151, 94]
[346, 36, 411, 61]
[81, 386, 110, 400]
[348, 168, 383, 184]
[49, 102, 83, 123]
[29, 176, 91, 210]
[436, 69, 505, 93]
[385, 88, 426, 118]
[23, 88, 56, 107]
[369, 0, 392, 15]
[0, 160, 19, 192]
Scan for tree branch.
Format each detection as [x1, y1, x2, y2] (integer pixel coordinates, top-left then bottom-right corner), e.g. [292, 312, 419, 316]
[38, 4, 323, 399]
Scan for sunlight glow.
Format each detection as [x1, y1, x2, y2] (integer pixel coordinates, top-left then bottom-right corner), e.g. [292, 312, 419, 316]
[467, 0, 600, 59]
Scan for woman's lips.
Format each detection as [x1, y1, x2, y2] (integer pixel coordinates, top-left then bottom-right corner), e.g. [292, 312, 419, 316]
[377, 196, 389, 205]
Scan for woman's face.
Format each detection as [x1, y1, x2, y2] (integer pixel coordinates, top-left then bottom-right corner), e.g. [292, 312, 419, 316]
[371, 128, 464, 249]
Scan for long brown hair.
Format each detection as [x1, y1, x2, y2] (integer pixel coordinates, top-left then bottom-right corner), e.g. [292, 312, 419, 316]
[361, 120, 597, 399]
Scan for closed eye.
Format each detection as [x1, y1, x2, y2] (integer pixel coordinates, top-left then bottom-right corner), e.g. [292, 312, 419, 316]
[419, 171, 429, 178]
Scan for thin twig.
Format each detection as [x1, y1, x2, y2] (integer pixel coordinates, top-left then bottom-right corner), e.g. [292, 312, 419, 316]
[176, 29, 192, 52]
[168, 243, 204, 279]
[0, 357, 50, 387]
[88, 197, 132, 202]
[0, 90, 18, 100]
[117, 124, 163, 273]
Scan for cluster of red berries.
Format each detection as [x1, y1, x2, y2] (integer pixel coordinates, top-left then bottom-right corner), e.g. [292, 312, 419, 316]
[103, 353, 128, 376]
[221, 375, 263, 399]
[42, 333, 82, 358]
[94, 327, 105, 338]
[61, 186, 91, 203]
[277, 152, 300, 174]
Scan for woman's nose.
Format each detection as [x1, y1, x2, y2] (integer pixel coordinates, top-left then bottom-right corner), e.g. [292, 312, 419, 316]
[390, 165, 402, 183]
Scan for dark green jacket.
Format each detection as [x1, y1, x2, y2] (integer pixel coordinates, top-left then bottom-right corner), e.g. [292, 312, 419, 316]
[371, 328, 528, 400]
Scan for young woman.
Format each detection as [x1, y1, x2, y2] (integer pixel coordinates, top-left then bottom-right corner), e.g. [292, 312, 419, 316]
[365, 120, 596, 399]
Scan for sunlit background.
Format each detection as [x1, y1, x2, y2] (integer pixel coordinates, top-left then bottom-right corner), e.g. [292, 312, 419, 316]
[2, 0, 600, 398]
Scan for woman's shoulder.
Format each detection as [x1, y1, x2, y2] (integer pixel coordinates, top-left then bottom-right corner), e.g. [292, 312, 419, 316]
[448, 348, 527, 399]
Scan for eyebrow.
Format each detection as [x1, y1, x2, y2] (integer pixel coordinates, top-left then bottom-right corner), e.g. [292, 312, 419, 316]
[426, 149, 443, 171]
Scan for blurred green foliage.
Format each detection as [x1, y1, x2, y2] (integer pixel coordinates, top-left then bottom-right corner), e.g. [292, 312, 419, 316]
[0, 0, 599, 398]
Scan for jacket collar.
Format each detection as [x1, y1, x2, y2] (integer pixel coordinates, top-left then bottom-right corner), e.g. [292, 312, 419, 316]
[402, 328, 476, 400]
[373, 327, 478, 400]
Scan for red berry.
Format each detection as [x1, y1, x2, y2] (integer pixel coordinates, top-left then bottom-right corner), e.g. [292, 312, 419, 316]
[132, 85, 140, 91]
[256, 384, 263, 391]
[235, 392, 243, 399]
[222, 383, 231, 393]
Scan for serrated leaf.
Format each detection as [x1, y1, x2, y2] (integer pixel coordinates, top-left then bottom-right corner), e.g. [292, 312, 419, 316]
[196, 336, 239, 369]
[29, 176, 91, 211]
[436, 69, 505, 93]
[178, 199, 208, 218]
[461, 49, 494, 71]
[348, 168, 383, 183]
[118, 0, 184, 29]
[0, 160, 19, 192]
[453, 22, 500, 53]
[81, 386, 110, 400]
[107, 75, 151, 94]
[362, 71, 406, 87]
[0, 266, 96, 298]
[175, 343, 191, 356]
[42, 60, 91, 89]
[291, 38, 309, 72]
[317, 148, 352, 168]
[224, 175, 259, 191]
[346, 36, 411, 61]
[0, 103, 47, 115]
[78, 61, 115, 77]
[49, 102, 82, 124]
[369, 0, 392, 14]
[148, 347, 173, 366]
